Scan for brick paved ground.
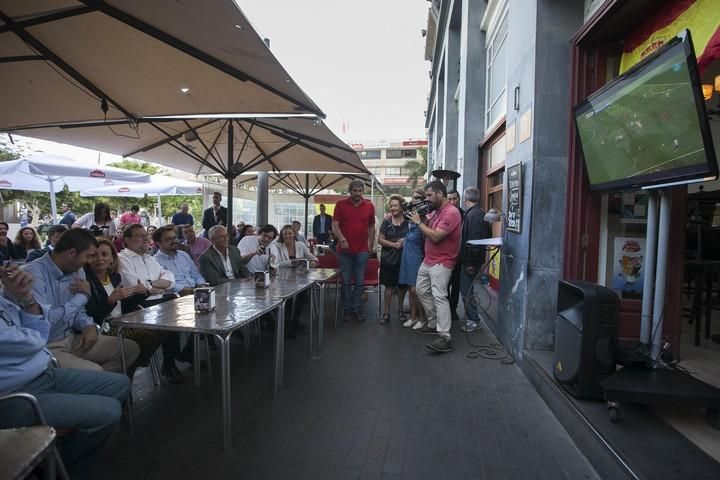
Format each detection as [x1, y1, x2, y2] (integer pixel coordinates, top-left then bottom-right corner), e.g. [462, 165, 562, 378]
[98, 298, 598, 480]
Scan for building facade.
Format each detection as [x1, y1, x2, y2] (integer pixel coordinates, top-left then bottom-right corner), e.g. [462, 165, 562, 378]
[425, 0, 720, 363]
[425, 0, 584, 358]
[352, 139, 428, 195]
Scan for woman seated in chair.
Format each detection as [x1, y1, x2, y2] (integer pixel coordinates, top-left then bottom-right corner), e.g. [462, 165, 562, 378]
[84, 238, 169, 376]
[270, 225, 318, 338]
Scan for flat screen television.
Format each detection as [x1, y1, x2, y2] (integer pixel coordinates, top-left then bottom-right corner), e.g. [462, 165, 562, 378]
[573, 30, 718, 193]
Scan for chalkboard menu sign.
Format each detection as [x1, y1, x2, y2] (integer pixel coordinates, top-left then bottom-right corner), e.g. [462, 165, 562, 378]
[506, 162, 522, 233]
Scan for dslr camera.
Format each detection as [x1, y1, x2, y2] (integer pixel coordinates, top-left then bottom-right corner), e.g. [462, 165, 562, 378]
[402, 199, 432, 218]
[89, 225, 109, 237]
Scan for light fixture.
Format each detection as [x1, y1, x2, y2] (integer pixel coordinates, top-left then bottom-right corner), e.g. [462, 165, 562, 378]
[180, 87, 190, 94]
[703, 84, 714, 101]
[184, 130, 198, 142]
[715, 74, 720, 92]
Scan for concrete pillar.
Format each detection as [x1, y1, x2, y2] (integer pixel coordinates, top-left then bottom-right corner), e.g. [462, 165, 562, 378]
[256, 171, 269, 226]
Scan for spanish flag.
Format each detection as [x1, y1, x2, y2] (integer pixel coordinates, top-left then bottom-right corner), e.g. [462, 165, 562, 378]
[619, 0, 720, 74]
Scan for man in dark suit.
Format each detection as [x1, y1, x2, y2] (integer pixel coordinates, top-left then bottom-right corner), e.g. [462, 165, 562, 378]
[312, 203, 332, 244]
[201, 192, 227, 237]
[198, 225, 250, 285]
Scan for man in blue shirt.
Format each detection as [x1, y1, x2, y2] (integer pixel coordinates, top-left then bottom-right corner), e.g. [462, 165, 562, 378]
[0, 262, 129, 480]
[22, 228, 139, 372]
[58, 202, 76, 227]
[153, 225, 208, 295]
[171, 202, 194, 228]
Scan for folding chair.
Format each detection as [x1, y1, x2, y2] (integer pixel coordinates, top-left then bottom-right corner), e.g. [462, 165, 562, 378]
[0, 393, 70, 480]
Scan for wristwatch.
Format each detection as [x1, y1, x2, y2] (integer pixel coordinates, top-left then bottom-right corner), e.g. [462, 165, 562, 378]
[16, 296, 37, 309]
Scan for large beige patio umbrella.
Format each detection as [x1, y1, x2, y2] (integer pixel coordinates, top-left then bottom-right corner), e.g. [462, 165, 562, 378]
[0, 0, 339, 223]
[0, 0, 324, 131]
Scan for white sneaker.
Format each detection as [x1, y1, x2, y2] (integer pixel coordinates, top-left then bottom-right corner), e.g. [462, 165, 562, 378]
[460, 320, 479, 333]
[403, 318, 414, 328]
[411, 321, 425, 330]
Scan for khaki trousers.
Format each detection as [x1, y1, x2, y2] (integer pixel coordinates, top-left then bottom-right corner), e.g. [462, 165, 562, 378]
[416, 263, 453, 339]
[48, 332, 140, 373]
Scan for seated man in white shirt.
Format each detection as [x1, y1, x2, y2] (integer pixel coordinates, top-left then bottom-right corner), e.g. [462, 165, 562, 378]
[198, 225, 251, 285]
[236, 224, 279, 273]
[118, 224, 185, 383]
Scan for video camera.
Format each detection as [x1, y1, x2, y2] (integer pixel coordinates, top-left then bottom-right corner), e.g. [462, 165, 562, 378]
[89, 225, 110, 237]
[402, 199, 432, 218]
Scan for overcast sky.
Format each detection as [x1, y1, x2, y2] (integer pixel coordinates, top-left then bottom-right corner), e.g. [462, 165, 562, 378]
[237, 0, 430, 143]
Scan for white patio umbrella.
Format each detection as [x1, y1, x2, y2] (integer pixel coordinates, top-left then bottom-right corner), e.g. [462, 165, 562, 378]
[0, 153, 151, 220]
[80, 174, 203, 219]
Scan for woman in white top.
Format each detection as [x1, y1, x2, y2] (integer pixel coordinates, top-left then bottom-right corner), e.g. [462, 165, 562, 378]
[73, 202, 117, 237]
[270, 225, 318, 339]
[270, 225, 319, 268]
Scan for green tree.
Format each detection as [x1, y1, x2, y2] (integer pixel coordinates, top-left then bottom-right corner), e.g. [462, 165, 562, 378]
[405, 146, 428, 190]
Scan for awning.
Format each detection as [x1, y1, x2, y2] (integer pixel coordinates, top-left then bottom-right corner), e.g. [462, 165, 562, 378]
[0, 153, 152, 219]
[80, 174, 203, 197]
[0, 0, 324, 133]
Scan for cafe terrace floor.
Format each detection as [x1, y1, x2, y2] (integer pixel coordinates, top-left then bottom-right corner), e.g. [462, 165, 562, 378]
[98, 297, 599, 480]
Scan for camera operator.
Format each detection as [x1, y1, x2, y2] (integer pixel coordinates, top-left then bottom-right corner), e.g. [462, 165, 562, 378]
[407, 180, 462, 353]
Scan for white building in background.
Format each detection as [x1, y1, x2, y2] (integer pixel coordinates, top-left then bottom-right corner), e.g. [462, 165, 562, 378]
[351, 138, 428, 195]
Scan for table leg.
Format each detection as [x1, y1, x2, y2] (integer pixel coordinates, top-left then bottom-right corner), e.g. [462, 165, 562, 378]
[308, 288, 314, 355]
[118, 329, 134, 434]
[193, 333, 201, 387]
[319, 283, 325, 350]
[334, 280, 339, 331]
[118, 328, 127, 376]
[215, 333, 232, 450]
[274, 302, 286, 397]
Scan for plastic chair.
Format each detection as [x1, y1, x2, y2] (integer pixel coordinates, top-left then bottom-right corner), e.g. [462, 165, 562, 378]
[363, 258, 381, 321]
[0, 393, 70, 480]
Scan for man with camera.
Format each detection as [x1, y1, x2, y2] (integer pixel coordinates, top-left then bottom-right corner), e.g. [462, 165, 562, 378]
[407, 180, 462, 353]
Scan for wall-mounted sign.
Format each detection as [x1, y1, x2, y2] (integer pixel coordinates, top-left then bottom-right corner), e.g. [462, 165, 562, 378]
[506, 121, 516, 152]
[519, 108, 532, 143]
[506, 162, 522, 233]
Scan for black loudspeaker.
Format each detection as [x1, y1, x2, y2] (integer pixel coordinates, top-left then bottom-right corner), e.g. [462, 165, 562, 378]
[553, 280, 620, 399]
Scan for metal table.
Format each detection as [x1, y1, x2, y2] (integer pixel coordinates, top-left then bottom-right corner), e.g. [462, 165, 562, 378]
[114, 287, 279, 450]
[113, 273, 318, 450]
[0, 426, 58, 480]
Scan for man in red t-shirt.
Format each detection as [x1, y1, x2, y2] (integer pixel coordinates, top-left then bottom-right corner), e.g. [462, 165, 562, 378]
[332, 179, 376, 321]
[408, 180, 461, 353]
[119, 205, 142, 226]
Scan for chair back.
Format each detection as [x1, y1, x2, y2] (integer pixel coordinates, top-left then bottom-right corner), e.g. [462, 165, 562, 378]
[363, 258, 380, 286]
[317, 254, 339, 269]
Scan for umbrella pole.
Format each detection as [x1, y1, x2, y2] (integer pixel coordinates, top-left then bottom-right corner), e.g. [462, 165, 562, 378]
[157, 193, 162, 222]
[49, 177, 58, 223]
[257, 173, 268, 226]
[226, 122, 234, 232]
[304, 173, 309, 239]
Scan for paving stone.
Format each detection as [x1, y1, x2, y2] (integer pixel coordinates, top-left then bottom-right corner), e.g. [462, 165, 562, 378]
[96, 296, 598, 480]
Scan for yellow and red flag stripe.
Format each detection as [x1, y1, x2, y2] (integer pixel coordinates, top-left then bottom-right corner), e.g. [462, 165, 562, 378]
[619, 0, 720, 74]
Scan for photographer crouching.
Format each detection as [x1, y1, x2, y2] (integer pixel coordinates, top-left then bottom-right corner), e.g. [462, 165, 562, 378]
[407, 180, 462, 353]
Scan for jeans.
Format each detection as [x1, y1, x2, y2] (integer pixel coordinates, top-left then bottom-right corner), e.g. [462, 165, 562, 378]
[416, 263, 453, 339]
[459, 267, 480, 323]
[338, 251, 369, 314]
[0, 368, 129, 480]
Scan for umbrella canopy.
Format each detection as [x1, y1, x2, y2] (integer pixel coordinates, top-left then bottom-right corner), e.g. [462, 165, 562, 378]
[10, 117, 369, 177]
[80, 174, 202, 197]
[0, 153, 151, 219]
[0, 0, 323, 132]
